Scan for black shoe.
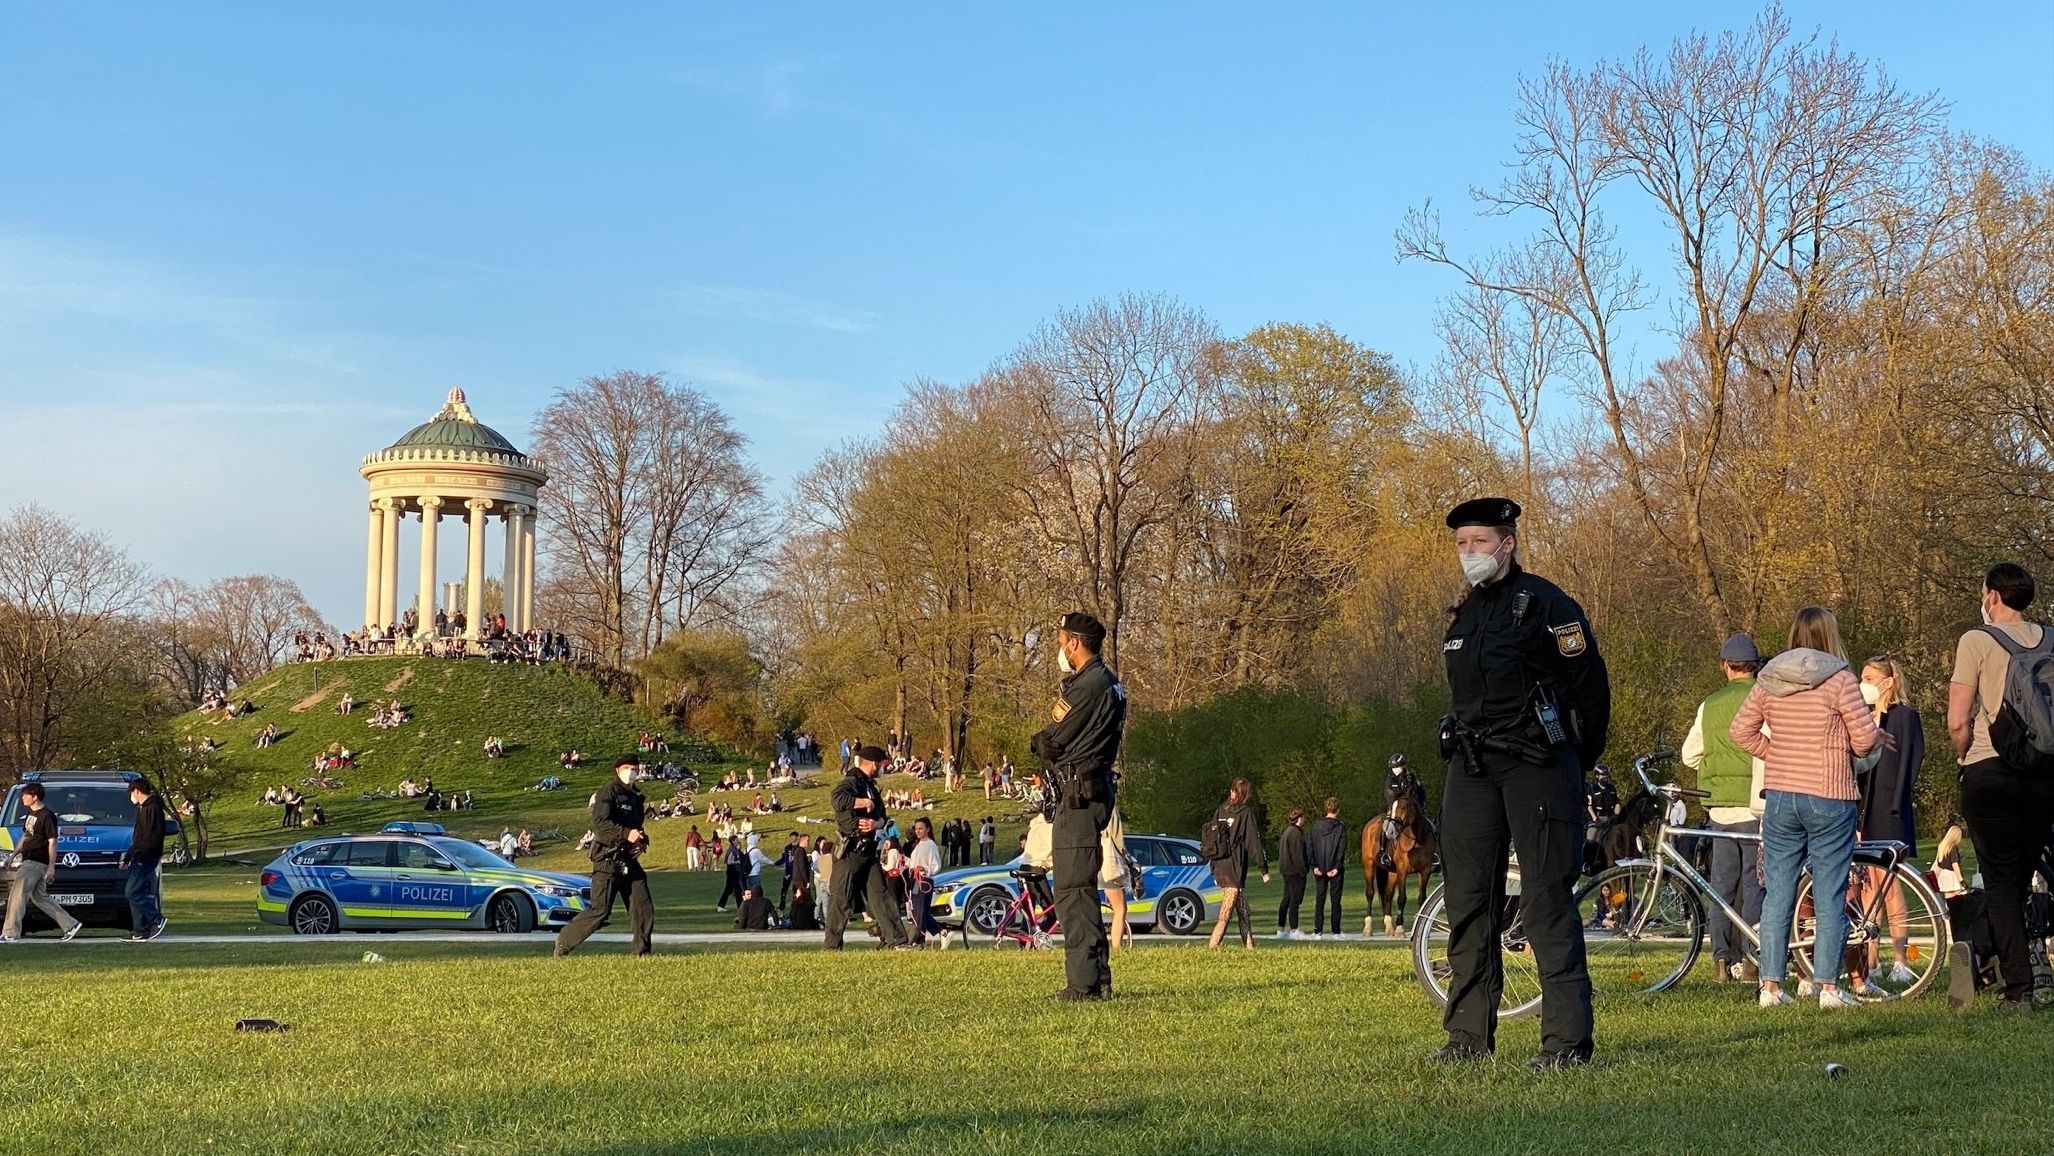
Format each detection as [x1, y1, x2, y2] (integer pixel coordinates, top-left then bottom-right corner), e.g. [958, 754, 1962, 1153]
[1048, 987, 1104, 1002]
[1529, 1050, 1593, 1072]
[1995, 997, 2037, 1015]
[144, 921, 166, 942]
[1427, 1043, 1491, 1063]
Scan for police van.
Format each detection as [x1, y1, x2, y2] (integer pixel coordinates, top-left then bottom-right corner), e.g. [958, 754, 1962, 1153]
[0, 770, 180, 931]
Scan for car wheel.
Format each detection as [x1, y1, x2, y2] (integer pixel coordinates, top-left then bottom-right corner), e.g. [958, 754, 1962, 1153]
[1158, 889, 1203, 935]
[487, 892, 535, 934]
[290, 894, 339, 935]
[964, 886, 1012, 936]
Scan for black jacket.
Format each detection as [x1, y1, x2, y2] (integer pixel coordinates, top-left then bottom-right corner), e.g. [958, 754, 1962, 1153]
[587, 779, 647, 861]
[129, 793, 166, 866]
[830, 768, 889, 854]
[1208, 802, 1267, 887]
[1030, 656, 1128, 805]
[1306, 816, 1348, 873]
[1444, 563, 1611, 769]
[734, 893, 774, 930]
[1279, 823, 1307, 876]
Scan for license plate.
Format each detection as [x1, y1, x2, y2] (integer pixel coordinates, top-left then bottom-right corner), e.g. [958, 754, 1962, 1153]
[52, 894, 92, 905]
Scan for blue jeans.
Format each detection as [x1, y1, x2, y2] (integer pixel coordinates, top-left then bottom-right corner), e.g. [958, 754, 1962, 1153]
[125, 862, 163, 932]
[1758, 791, 1857, 986]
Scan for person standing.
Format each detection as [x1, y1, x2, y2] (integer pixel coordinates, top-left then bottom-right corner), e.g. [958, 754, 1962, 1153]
[2, 783, 83, 942]
[684, 825, 704, 872]
[1206, 778, 1269, 950]
[1276, 810, 1308, 940]
[1434, 498, 1609, 1070]
[1307, 797, 1348, 940]
[1680, 635, 1767, 985]
[978, 817, 996, 865]
[1731, 606, 1885, 1011]
[1849, 654, 1925, 996]
[907, 817, 949, 948]
[1100, 806, 1139, 951]
[788, 835, 818, 931]
[715, 834, 746, 912]
[553, 756, 655, 957]
[823, 745, 910, 950]
[1030, 611, 1128, 1001]
[1946, 563, 2054, 1011]
[120, 777, 168, 942]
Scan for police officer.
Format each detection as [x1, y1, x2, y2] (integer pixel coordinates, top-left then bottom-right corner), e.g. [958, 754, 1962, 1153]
[1031, 611, 1127, 1001]
[1385, 753, 1427, 813]
[823, 745, 911, 950]
[1433, 498, 1610, 1069]
[553, 755, 655, 957]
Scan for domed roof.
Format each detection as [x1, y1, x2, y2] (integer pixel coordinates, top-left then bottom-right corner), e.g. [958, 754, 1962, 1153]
[386, 389, 524, 456]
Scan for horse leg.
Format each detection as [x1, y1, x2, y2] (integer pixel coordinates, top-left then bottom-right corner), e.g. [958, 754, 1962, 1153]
[1361, 862, 1376, 937]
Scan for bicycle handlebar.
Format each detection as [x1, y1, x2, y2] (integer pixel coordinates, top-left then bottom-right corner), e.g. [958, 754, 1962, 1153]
[1629, 750, 1708, 799]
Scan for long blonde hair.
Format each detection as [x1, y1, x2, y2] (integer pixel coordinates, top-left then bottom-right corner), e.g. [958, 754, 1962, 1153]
[1862, 655, 1911, 712]
[1788, 606, 1847, 661]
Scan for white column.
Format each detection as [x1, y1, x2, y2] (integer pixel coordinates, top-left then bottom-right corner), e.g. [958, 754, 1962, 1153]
[377, 497, 402, 626]
[501, 506, 523, 633]
[416, 496, 444, 639]
[519, 509, 537, 631]
[363, 502, 383, 628]
[464, 498, 491, 640]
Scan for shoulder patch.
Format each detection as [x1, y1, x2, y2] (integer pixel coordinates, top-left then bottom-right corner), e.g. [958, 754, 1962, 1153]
[1051, 695, 1072, 722]
[1550, 622, 1588, 657]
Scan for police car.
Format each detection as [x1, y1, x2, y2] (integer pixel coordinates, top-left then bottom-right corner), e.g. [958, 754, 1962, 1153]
[0, 770, 180, 930]
[256, 832, 589, 934]
[929, 834, 1223, 937]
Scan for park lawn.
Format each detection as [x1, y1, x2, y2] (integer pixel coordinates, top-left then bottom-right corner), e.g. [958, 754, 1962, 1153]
[0, 939, 2043, 1156]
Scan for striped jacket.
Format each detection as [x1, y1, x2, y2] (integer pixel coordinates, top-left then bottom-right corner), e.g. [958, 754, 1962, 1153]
[1728, 649, 1880, 803]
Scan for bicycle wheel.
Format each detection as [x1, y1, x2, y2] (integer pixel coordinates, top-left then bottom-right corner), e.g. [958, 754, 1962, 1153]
[1575, 863, 1705, 995]
[1411, 880, 1543, 1020]
[990, 900, 1031, 950]
[1790, 856, 1948, 999]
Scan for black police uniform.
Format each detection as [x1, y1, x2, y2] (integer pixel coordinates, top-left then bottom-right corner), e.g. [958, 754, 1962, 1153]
[1386, 768, 1427, 813]
[1439, 541, 1610, 1063]
[1030, 654, 1128, 997]
[553, 777, 655, 956]
[823, 766, 908, 949]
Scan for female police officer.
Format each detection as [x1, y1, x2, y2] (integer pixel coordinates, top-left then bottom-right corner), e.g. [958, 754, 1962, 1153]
[1432, 498, 1609, 1070]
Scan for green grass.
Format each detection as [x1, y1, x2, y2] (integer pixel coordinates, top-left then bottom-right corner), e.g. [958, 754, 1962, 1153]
[0, 939, 2043, 1155]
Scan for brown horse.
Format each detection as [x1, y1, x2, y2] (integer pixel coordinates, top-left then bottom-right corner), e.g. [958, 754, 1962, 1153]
[1362, 795, 1437, 937]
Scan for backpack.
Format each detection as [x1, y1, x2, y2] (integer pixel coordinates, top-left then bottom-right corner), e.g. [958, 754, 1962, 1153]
[1980, 624, 2054, 775]
[1198, 809, 1234, 861]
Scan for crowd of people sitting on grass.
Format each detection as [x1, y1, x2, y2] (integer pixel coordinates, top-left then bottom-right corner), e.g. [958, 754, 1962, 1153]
[292, 631, 338, 662]
[255, 722, 281, 747]
[338, 610, 573, 663]
[492, 827, 536, 859]
[483, 736, 506, 758]
[198, 691, 256, 719]
[367, 700, 410, 729]
[310, 743, 356, 774]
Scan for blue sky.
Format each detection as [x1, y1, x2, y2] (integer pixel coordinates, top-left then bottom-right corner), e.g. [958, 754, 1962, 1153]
[2, 2, 2049, 626]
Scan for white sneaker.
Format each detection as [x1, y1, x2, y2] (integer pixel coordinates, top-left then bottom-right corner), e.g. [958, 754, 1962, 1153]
[936, 934, 953, 951]
[1819, 987, 1862, 1010]
[1887, 961, 1918, 986]
[1797, 979, 1818, 998]
[1309, 932, 1324, 941]
[1759, 987, 1795, 1007]
[61, 924, 82, 942]
[1274, 929, 1289, 940]
[1851, 978, 1893, 1000]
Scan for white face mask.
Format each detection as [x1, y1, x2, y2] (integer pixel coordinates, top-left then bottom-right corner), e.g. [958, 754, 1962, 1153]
[1057, 646, 1074, 675]
[1859, 682, 1881, 706]
[1459, 543, 1505, 587]
[1981, 594, 1996, 626]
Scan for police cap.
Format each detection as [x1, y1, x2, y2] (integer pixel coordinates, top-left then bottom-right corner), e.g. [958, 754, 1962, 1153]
[1446, 497, 1522, 530]
[1059, 611, 1106, 651]
[853, 744, 888, 763]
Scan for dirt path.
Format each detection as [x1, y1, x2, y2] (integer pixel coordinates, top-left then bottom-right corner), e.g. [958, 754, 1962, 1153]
[382, 665, 415, 695]
[289, 685, 336, 713]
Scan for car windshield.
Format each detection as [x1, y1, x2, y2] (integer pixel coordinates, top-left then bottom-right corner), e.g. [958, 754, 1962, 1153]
[1, 784, 136, 826]
[432, 838, 514, 870]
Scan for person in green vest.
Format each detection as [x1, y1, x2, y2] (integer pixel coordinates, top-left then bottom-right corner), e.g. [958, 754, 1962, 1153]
[1681, 634, 1767, 985]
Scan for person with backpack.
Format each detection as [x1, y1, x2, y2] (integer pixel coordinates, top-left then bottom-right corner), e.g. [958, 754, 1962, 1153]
[1275, 810, 1308, 939]
[715, 835, 747, 912]
[1731, 606, 1889, 1011]
[1945, 562, 2054, 1012]
[1204, 778, 1268, 950]
[1306, 797, 1348, 940]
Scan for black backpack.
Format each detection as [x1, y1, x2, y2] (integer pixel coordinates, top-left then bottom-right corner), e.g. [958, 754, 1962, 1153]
[1198, 809, 1234, 861]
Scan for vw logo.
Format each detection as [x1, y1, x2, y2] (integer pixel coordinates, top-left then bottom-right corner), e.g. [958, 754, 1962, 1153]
[60, 852, 80, 868]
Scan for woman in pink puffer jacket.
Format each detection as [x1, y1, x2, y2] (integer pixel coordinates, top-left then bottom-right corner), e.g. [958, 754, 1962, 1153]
[1730, 606, 1891, 1011]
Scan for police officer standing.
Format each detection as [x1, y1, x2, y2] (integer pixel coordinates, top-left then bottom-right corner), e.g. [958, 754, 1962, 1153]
[823, 745, 911, 950]
[554, 755, 655, 957]
[1031, 611, 1127, 1001]
[1433, 498, 1609, 1069]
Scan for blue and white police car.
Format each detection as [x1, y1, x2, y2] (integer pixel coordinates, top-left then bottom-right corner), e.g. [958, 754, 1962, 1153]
[929, 834, 1223, 937]
[257, 832, 589, 934]
[0, 770, 182, 930]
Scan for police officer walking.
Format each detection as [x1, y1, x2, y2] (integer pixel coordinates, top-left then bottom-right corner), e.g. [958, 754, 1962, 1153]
[554, 755, 655, 957]
[1031, 611, 1128, 1001]
[823, 745, 911, 950]
[1433, 498, 1609, 1069]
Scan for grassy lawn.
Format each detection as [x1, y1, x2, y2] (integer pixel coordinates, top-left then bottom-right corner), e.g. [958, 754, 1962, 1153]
[0, 937, 2042, 1155]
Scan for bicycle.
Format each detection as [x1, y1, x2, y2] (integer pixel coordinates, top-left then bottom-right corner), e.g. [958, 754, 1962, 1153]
[1413, 751, 1950, 1017]
[989, 866, 1060, 950]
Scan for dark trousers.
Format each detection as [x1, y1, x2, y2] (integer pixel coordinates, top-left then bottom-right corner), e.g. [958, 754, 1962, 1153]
[1440, 749, 1593, 1057]
[911, 886, 942, 941]
[1960, 758, 2054, 1001]
[980, 841, 993, 865]
[716, 866, 745, 908]
[824, 852, 906, 948]
[1705, 816, 1763, 965]
[125, 861, 163, 932]
[554, 859, 654, 956]
[1313, 871, 1344, 935]
[1053, 801, 1112, 995]
[1278, 873, 1307, 930]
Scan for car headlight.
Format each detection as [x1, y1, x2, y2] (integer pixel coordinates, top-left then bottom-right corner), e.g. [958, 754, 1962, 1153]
[535, 885, 580, 898]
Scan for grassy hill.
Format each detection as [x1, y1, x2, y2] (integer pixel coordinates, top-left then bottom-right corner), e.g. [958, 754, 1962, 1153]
[175, 656, 746, 853]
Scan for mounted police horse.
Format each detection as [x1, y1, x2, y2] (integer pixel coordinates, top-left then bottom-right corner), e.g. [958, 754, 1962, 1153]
[1362, 794, 1437, 937]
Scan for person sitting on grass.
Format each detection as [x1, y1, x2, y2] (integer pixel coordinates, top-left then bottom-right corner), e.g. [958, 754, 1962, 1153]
[516, 829, 534, 857]
[335, 693, 354, 715]
[483, 736, 506, 758]
[734, 885, 774, 931]
[398, 777, 419, 798]
[307, 804, 326, 827]
[768, 792, 783, 813]
[260, 785, 280, 806]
